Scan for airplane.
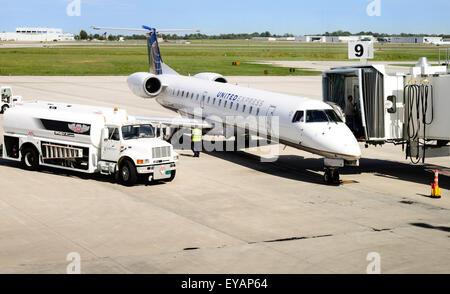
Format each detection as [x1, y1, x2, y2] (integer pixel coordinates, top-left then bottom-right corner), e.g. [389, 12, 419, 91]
[92, 25, 361, 184]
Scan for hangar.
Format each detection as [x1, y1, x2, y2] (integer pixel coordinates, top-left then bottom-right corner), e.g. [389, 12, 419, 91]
[0, 27, 75, 42]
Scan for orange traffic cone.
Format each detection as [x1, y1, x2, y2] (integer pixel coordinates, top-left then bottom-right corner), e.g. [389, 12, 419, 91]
[431, 170, 441, 199]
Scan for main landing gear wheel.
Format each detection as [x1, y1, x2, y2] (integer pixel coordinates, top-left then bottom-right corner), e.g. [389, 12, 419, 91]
[324, 168, 340, 185]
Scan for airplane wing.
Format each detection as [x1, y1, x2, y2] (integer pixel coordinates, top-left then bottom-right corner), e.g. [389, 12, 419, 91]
[135, 116, 214, 129]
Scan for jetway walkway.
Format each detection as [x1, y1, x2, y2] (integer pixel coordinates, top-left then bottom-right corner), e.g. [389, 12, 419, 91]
[323, 57, 450, 164]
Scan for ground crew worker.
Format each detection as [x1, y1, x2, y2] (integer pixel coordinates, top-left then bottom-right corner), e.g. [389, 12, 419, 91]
[191, 127, 202, 157]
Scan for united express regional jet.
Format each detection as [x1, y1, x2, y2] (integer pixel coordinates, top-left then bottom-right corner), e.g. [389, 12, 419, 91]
[92, 25, 361, 184]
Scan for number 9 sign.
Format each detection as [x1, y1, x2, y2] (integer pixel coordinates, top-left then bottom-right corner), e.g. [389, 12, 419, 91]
[348, 41, 374, 60]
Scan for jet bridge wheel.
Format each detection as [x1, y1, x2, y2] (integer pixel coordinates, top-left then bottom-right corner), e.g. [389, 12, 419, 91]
[324, 168, 340, 185]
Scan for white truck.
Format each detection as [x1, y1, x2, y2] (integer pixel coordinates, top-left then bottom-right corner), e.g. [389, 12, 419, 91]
[1, 86, 23, 113]
[1, 101, 179, 186]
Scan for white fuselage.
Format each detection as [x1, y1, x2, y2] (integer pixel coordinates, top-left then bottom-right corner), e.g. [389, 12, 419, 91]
[146, 74, 361, 161]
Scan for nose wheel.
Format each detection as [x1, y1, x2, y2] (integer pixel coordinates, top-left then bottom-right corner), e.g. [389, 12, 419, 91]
[324, 168, 340, 185]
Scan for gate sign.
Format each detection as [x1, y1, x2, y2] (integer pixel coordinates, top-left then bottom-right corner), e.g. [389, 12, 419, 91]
[348, 41, 374, 60]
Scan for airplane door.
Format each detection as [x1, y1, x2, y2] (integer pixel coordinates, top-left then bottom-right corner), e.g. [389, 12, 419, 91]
[101, 127, 121, 162]
[266, 105, 276, 137]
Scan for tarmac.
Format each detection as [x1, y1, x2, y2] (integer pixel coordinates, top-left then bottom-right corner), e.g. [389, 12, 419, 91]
[0, 75, 449, 273]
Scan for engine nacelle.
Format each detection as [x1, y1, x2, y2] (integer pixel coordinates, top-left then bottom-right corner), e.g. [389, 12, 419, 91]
[127, 72, 164, 98]
[194, 72, 228, 83]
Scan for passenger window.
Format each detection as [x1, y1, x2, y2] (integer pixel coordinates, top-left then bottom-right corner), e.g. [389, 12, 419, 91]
[292, 111, 304, 123]
[256, 108, 260, 115]
[182, 91, 184, 97]
[191, 93, 194, 99]
[224, 101, 227, 108]
[242, 105, 246, 112]
[249, 106, 253, 114]
[196, 94, 199, 101]
[108, 128, 120, 141]
[186, 92, 189, 98]
[177, 90, 180, 96]
[213, 98, 216, 105]
[236, 103, 239, 110]
[218, 99, 222, 106]
[230, 102, 233, 109]
[207, 97, 211, 103]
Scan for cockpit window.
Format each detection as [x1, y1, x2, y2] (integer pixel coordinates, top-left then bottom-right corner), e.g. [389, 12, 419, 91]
[324, 109, 343, 123]
[292, 111, 304, 123]
[306, 110, 343, 123]
[306, 110, 329, 123]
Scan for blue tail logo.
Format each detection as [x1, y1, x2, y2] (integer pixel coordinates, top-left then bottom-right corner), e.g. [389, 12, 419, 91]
[143, 26, 163, 75]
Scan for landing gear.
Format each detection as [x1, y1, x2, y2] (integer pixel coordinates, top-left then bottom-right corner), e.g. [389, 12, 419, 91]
[324, 168, 340, 185]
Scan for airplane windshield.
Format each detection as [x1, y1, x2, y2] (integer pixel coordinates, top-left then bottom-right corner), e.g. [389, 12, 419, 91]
[324, 109, 343, 123]
[121, 124, 155, 140]
[306, 110, 342, 123]
[306, 110, 329, 123]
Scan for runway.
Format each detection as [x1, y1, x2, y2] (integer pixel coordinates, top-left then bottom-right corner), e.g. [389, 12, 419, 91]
[0, 76, 449, 273]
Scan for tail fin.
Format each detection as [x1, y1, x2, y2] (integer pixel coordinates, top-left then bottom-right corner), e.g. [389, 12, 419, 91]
[144, 26, 163, 75]
[91, 26, 199, 76]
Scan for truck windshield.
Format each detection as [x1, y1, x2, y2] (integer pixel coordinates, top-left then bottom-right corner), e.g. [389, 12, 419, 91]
[121, 124, 155, 140]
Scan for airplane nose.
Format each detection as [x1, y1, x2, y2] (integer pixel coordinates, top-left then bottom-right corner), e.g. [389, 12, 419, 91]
[325, 124, 361, 159]
[335, 124, 361, 158]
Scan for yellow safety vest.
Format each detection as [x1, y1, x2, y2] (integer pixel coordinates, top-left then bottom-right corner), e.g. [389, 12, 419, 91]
[192, 128, 202, 142]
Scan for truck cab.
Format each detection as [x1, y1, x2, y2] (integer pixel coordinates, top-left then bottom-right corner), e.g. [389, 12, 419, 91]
[1, 86, 23, 114]
[99, 122, 179, 186]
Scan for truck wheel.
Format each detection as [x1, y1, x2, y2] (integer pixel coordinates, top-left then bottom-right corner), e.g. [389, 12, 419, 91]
[21, 147, 40, 171]
[164, 170, 176, 182]
[1, 105, 8, 114]
[120, 160, 137, 186]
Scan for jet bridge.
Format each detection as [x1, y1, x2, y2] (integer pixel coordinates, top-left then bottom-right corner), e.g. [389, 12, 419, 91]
[323, 57, 450, 163]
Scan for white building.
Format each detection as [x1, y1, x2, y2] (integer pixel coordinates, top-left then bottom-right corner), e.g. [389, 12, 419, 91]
[0, 27, 75, 42]
[385, 36, 442, 44]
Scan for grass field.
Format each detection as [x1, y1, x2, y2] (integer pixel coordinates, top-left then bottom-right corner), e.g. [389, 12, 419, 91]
[0, 40, 447, 76]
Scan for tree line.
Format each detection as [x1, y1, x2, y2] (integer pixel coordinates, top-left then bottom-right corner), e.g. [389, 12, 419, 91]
[76, 30, 450, 41]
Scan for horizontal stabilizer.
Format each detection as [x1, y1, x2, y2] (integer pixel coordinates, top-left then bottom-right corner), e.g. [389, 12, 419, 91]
[91, 26, 199, 34]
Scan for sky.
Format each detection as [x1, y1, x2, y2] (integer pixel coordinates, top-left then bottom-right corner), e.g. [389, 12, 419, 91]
[0, 0, 449, 35]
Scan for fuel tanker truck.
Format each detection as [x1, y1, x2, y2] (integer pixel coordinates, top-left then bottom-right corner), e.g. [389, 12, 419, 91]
[1, 101, 179, 186]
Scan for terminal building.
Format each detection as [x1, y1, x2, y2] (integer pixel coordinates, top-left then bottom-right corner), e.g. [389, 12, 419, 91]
[0, 28, 75, 42]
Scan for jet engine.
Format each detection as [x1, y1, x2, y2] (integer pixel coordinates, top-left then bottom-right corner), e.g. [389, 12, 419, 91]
[127, 72, 164, 98]
[194, 72, 228, 83]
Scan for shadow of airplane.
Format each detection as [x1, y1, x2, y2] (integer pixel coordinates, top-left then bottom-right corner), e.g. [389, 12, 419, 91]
[204, 144, 450, 188]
